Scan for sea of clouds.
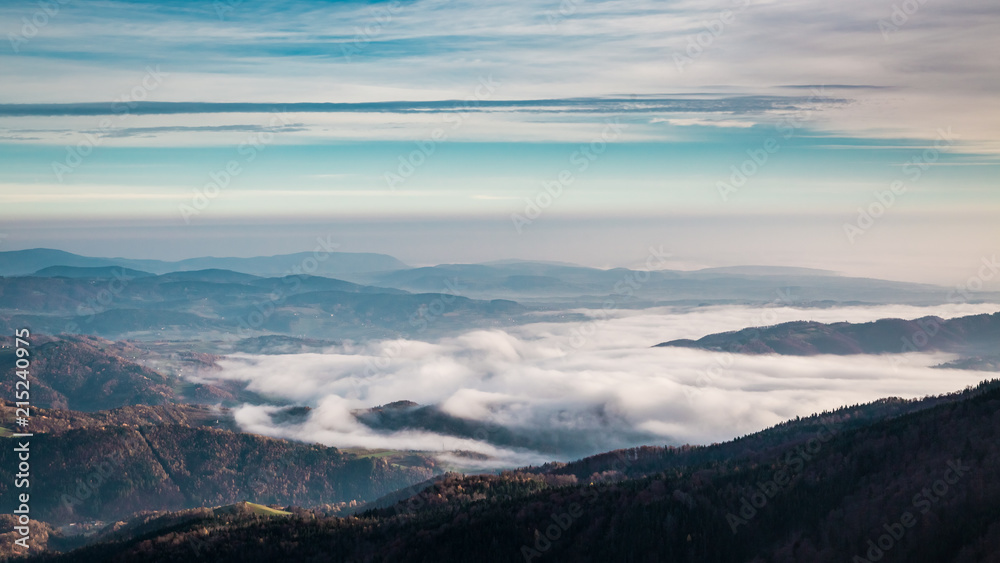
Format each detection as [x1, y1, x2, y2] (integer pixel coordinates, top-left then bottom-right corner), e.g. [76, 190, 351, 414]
[197, 302, 1000, 468]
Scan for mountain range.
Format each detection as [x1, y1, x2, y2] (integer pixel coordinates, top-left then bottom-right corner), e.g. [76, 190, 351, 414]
[0, 249, 408, 278]
[10, 378, 999, 562]
[0, 266, 522, 341]
[3, 248, 997, 346]
[657, 311, 1000, 362]
[0, 404, 437, 525]
[4, 248, 991, 307]
[4, 248, 1000, 561]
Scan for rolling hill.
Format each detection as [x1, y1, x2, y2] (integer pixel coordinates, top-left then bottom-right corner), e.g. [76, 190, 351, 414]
[0, 248, 408, 278]
[656, 311, 1000, 358]
[0, 335, 249, 411]
[15, 379, 1000, 562]
[0, 270, 523, 341]
[0, 416, 438, 525]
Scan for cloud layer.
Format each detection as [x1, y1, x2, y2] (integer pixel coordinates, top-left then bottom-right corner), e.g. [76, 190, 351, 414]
[2, 0, 998, 149]
[201, 303, 1000, 467]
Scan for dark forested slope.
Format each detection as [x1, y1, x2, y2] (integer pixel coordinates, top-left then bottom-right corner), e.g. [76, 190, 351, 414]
[22, 379, 1000, 563]
[657, 311, 1000, 358]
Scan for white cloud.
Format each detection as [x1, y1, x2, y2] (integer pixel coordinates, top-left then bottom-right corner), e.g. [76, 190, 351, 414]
[3, 0, 997, 150]
[654, 118, 757, 128]
[203, 302, 1000, 467]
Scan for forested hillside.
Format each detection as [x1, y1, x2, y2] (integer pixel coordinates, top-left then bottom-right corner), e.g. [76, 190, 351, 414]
[17, 380, 1000, 562]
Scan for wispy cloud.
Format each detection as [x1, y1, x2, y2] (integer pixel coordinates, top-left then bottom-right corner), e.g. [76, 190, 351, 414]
[99, 124, 309, 138]
[1, 0, 998, 260]
[2, 0, 996, 147]
[654, 117, 757, 128]
[0, 96, 840, 116]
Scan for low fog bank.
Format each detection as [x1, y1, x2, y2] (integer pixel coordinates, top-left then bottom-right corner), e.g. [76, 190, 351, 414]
[199, 303, 1000, 467]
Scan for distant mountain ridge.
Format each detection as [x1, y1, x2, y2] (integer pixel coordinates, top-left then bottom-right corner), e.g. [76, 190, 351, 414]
[0, 248, 409, 277]
[1, 248, 982, 305]
[691, 265, 835, 276]
[0, 412, 437, 525]
[346, 261, 955, 303]
[33, 265, 156, 279]
[0, 271, 519, 340]
[656, 311, 1000, 358]
[0, 335, 253, 411]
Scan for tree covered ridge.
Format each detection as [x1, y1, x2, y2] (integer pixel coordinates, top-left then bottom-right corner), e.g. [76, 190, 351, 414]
[13, 379, 1000, 562]
[0, 421, 438, 528]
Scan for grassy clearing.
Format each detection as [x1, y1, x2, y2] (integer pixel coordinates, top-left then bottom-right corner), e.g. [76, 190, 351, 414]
[214, 501, 292, 517]
[243, 502, 292, 516]
[343, 448, 400, 459]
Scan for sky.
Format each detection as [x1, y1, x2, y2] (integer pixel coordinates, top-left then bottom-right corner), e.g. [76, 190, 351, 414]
[1, 0, 998, 283]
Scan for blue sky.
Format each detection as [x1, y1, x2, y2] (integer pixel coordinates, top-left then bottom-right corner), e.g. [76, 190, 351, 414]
[1, 0, 998, 283]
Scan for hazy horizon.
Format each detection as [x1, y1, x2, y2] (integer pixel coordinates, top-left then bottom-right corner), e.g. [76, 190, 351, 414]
[3, 215, 998, 288]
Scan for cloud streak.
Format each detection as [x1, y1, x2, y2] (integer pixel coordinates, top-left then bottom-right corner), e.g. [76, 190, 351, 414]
[0, 95, 840, 116]
[3, 0, 997, 149]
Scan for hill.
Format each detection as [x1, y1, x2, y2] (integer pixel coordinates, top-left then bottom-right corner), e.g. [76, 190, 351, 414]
[0, 249, 118, 277]
[0, 413, 438, 526]
[656, 311, 1000, 358]
[0, 335, 248, 411]
[32, 266, 155, 279]
[0, 272, 523, 341]
[18, 379, 1000, 562]
[0, 248, 408, 278]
